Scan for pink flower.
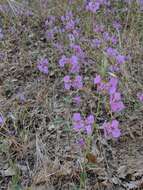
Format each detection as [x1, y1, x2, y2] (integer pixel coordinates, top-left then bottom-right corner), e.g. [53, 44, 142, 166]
[94, 75, 101, 84]
[72, 113, 94, 135]
[103, 119, 121, 139]
[111, 120, 121, 138]
[110, 92, 121, 102]
[110, 101, 125, 112]
[73, 113, 82, 122]
[110, 92, 125, 112]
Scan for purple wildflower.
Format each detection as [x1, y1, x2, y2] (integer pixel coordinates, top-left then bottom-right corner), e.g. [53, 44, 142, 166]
[85, 115, 94, 125]
[93, 24, 104, 33]
[70, 55, 80, 73]
[59, 55, 69, 67]
[68, 0, 74, 4]
[37, 58, 49, 74]
[111, 92, 121, 101]
[110, 92, 125, 112]
[111, 120, 121, 138]
[72, 113, 94, 135]
[113, 21, 121, 30]
[0, 4, 9, 14]
[68, 33, 75, 43]
[45, 16, 55, 27]
[65, 20, 75, 31]
[53, 43, 64, 53]
[73, 96, 81, 105]
[86, 1, 100, 13]
[73, 113, 82, 122]
[103, 32, 111, 41]
[94, 75, 101, 84]
[71, 45, 85, 58]
[137, 92, 143, 102]
[77, 138, 85, 147]
[106, 47, 118, 57]
[72, 113, 84, 131]
[0, 52, 5, 61]
[109, 65, 120, 72]
[110, 36, 118, 45]
[91, 39, 101, 48]
[110, 101, 125, 112]
[59, 55, 80, 72]
[0, 115, 4, 125]
[116, 54, 126, 64]
[85, 125, 92, 135]
[138, 0, 143, 10]
[63, 75, 72, 90]
[97, 81, 109, 92]
[45, 29, 55, 40]
[106, 48, 126, 65]
[65, 10, 73, 21]
[108, 77, 119, 94]
[99, 0, 110, 5]
[103, 119, 121, 139]
[73, 29, 80, 39]
[84, 115, 94, 135]
[73, 75, 83, 89]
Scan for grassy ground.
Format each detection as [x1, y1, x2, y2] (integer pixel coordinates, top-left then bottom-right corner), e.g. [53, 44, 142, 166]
[0, 0, 143, 189]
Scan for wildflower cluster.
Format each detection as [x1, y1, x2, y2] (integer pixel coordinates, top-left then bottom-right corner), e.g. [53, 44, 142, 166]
[0, 2, 142, 188]
[86, 0, 110, 13]
[63, 75, 83, 90]
[35, 0, 143, 146]
[59, 55, 80, 73]
[94, 75, 125, 113]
